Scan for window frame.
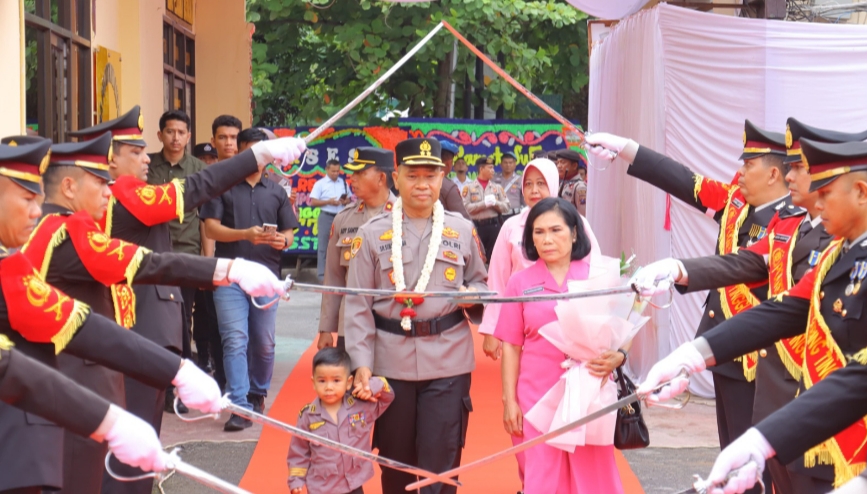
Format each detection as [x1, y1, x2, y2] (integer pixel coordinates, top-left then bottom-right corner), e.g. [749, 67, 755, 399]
[162, 16, 197, 145]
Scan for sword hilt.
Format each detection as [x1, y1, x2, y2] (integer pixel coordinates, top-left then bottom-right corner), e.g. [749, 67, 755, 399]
[687, 461, 765, 494]
[173, 395, 225, 422]
[640, 369, 692, 410]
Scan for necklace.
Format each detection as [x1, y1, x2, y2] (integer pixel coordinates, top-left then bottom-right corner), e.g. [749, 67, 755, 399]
[391, 198, 445, 330]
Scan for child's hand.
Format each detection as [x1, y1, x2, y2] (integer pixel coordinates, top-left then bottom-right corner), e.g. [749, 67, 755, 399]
[290, 488, 303, 494]
[352, 367, 377, 402]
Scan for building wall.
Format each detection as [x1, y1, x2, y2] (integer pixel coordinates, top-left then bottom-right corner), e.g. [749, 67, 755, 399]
[195, 0, 253, 143]
[0, 1, 25, 137]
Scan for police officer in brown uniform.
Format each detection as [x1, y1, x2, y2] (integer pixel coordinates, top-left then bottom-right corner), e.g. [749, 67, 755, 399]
[462, 157, 510, 261]
[317, 147, 396, 351]
[19, 133, 284, 493]
[0, 139, 224, 493]
[556, 149, 588, 217]
[586, 120, 791, 494]
[493, 151, 524, 221]
[641, 137, 867, 494]
[64, 106, 306, 494]
[345, 138, 488, 493]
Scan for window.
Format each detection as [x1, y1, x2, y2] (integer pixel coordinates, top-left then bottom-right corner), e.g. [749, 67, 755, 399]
[163, 19, 196, 143]
[24, 0, 92, 142]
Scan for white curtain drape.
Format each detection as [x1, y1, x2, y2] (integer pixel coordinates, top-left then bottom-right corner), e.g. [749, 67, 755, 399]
[588, 4, 867, 397]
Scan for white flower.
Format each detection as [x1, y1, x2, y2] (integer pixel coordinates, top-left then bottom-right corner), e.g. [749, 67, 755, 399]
[391, 198, 445, 330]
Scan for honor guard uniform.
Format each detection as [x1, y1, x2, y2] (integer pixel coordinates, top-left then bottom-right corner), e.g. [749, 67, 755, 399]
[463, 156, 511, 261]
[345, 138, 488, 494]
[318, 148, 396, 350]
[625, 120, 791, 484]
[492, 151, 525, 221]
[638, 118, 867, 492]
[66, 106, 292, 494]
[556, 149, 588, 217]
[21, 133, 261, 494]
[0, 140, 216, 493]
[287, 377, 395, 494]
[671, 138, 867, 492]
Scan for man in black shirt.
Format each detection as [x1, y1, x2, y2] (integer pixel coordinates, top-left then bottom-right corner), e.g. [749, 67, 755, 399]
[200, 128, 300, 431]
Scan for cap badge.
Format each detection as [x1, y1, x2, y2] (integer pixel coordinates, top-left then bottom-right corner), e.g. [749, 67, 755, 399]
[354, 149, 359, 161]
[137, 113, 145, 132]
[7, 140, 16, 147]
[420, 140, 432, 157]
[742, 130, 747, 146]
[39, 149, 51, 174]
[785, 125, 793, 149]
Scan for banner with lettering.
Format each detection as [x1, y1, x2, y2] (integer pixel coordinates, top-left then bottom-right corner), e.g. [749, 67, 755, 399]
[266, 118, 584, 255]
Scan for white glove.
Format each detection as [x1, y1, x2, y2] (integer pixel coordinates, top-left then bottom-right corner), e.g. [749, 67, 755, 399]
[484, 195, 496, 207]
[172, 360, 223, 414]
[105, 405, 169, 472]
[629, 259, 683, 297]
[707, 428, 774, 494]
[583, 132, 630, 161]
[228, 258, 285, 298]
[251, 137, 307, 169]
[636, 342, 706, 403]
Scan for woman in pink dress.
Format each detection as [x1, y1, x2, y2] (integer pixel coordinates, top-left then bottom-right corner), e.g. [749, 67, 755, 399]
[479, 159, 599, 361]
[494, 197, 625, 494]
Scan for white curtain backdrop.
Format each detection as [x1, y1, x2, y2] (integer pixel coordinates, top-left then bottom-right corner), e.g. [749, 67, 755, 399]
[588, 4, 867, 397]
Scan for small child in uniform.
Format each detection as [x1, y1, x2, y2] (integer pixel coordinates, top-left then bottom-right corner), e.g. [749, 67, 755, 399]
[288, 347, 394, 494]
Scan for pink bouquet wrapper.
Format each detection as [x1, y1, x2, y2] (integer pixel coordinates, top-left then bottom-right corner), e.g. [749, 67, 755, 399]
[524, 256, 649, 452]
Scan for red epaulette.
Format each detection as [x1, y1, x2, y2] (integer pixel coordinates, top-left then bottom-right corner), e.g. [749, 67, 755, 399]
[108, 175, 185, 228]
[0, 252, 90, 353]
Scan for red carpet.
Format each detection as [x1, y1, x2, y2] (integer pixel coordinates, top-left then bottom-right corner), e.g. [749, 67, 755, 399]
[240, 330, 645, 493]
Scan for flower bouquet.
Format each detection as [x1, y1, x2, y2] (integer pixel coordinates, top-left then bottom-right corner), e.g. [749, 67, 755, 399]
[524, 255, 649, 452]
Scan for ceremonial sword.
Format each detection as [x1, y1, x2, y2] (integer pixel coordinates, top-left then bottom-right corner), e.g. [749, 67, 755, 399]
[105, 449, 251, 494]
[405, 372, 691, 490]
[674, 462, 765, 494]
[176, 398, 462, 487]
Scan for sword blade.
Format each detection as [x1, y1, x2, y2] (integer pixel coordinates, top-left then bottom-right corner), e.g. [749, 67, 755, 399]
[406, 392, 641, 490]
[290, 282, 496, 299]
[446, 285, 637, 304]
[170, 459, 252, 494]
[225, 403, 461, 487]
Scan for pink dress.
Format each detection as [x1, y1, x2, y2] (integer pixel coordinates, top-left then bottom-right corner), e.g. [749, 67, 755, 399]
[494, 260, 624, 494]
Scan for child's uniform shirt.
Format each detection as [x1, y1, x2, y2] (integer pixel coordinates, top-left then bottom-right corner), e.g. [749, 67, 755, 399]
[287, 377, 394, 494]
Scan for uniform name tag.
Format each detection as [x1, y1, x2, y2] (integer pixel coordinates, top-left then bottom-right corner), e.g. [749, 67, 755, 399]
[773, 234, 791, 243]
[523, 286, 544, 295]
[732, 198, 745, 208]
[808, 250, 821, 267]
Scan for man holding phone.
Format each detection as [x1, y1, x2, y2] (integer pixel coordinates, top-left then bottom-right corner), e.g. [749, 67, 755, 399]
[310, 159, 351, 282]
[200, 128, 300, 431]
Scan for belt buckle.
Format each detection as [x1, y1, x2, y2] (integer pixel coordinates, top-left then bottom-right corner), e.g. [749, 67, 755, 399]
[415, 320, 431, 337]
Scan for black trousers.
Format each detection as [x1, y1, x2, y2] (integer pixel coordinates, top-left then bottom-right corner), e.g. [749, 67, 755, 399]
[194, 289, 225, 390]
[100, 377, 166, 494]
[712, 373, 771, 494]
[3, 489, 41, 494]
[473, 220, 501, 263]
[180, 286, 197, 360]
[785, 468, 833, 494]
[373, 374, 472, 494]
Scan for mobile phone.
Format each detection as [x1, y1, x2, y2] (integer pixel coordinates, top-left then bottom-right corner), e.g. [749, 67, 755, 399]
[263, 223, 278, 235]
[340, 193, 348, 200]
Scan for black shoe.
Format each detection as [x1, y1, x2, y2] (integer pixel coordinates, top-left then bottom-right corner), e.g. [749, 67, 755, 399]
[248, 393, 265, 414]
[164, 393, 189, 414]
[224, 413, 252, 431]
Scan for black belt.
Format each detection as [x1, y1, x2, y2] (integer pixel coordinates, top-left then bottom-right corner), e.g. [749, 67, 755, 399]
[321, 211, 337, 216]
[473, 217, 501, 227]
[373, 310, 465, 337]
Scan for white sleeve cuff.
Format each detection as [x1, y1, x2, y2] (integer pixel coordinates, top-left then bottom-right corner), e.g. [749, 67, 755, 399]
[213, 259, 232, 285]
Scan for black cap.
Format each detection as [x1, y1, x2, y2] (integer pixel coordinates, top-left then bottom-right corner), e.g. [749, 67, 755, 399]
[1, 135, 50, 147]
[475, 156, 492, 167]
[193, 142, 218, 159]
[557, 148, 587, 167]
[0, 140, 52, 194]
[785, 118, 867, 165]
[395, 138, 443, 167]
[801, 139, 867, 192]
[740, 119, 786, 161]
[502, 151, 517, 161]
[69, 105, 147, 147]
[344, 147, 394, 174]
[49, 132, 113, 181]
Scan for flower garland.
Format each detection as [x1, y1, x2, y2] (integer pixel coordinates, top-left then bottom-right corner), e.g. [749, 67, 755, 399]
[391, 198, 445, 330]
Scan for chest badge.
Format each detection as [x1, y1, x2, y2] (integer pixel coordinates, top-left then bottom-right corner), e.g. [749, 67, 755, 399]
[444, 267, 457, 282]
[809, 250, 821, 267]
[379, 230, 393, 241]
[442, 227, 460, 239]
[309, 421, 326, 431]
[343, 250, 351, 261]
[833, 298, 844, 314]
[349, 412, 366, 428]
[342, 237, 352, 245]
[443, 250, 458, 262]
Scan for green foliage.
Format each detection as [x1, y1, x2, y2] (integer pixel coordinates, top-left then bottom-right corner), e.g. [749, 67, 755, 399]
[248, 0, 589, 126]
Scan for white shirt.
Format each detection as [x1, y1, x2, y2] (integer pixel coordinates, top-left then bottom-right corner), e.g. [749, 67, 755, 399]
[311, 175, 349, 214]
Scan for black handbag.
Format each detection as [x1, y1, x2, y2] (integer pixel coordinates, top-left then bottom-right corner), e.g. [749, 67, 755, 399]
[613, 366, 650, 450]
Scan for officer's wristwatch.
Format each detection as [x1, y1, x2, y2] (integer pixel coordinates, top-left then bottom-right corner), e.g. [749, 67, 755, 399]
[616, 348, 628, 367]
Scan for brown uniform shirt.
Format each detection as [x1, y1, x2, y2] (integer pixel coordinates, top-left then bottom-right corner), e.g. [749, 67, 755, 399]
[493, 171, 524, 214]
[344, 208, 488, 380]
[287, 377, 394, 494]
[461, 179, 511, 220]
[560, 176, 587, 217]
[318, 193, 396, 338]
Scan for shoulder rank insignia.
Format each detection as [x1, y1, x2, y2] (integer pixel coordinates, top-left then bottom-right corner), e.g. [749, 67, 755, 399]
[379, 230, 393, 241]
[442, 227, 460, 239]
[385, 202, 393, 211]
[299, 403, 315, 418]
[329, 223, 335, 239]
[309, 421, 326, 431]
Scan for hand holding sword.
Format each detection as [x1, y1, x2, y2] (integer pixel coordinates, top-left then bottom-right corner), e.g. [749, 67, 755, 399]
[676, 460, 766, 494]
[105, 449, 252, 494]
